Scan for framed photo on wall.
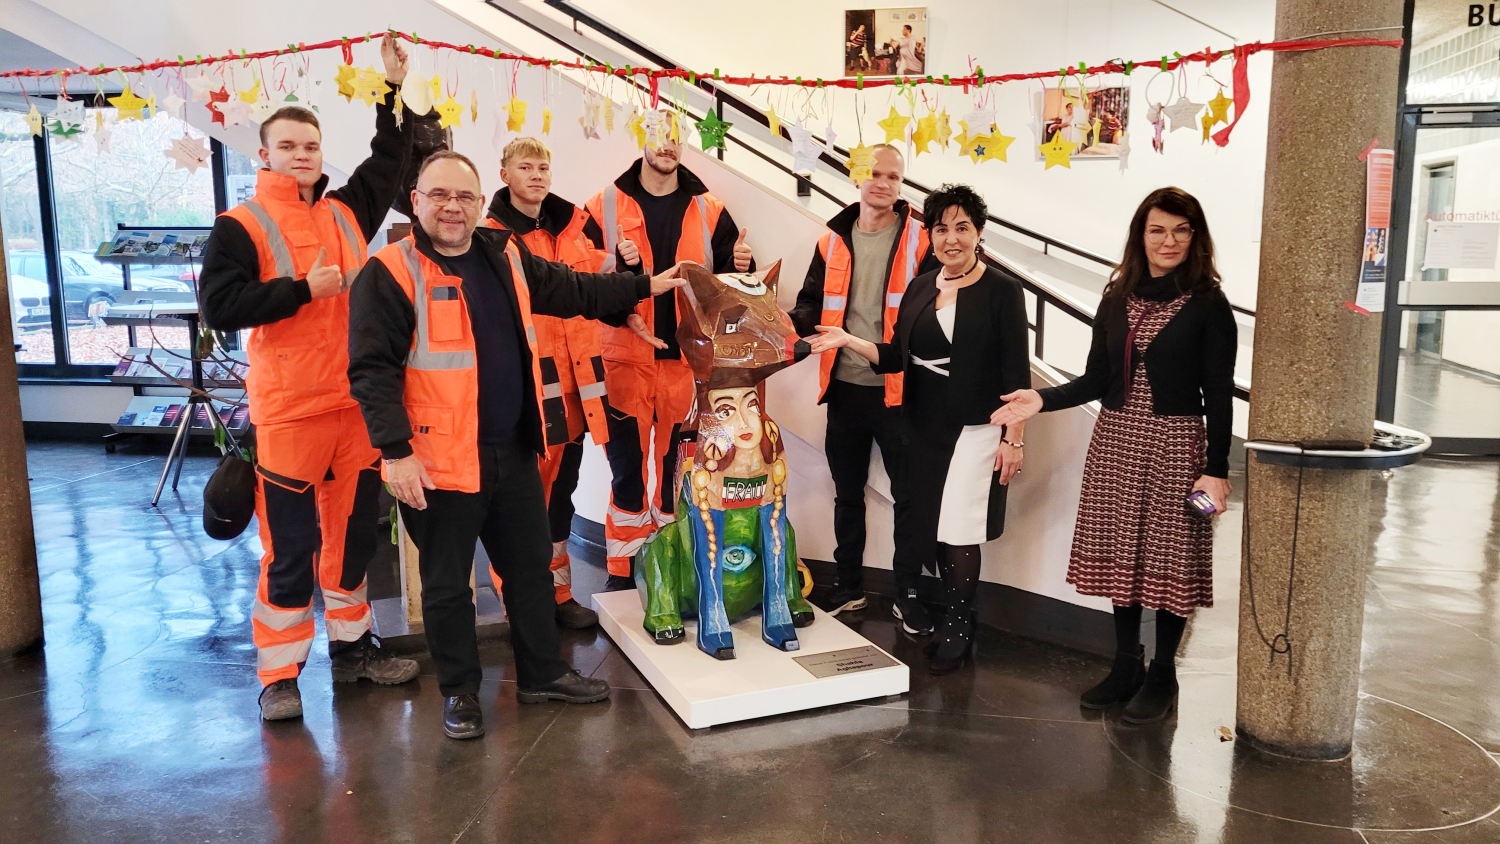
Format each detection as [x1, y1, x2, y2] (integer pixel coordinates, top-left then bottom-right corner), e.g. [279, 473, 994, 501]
[844, 8, 927, 78]
[1034, 86, 1131, 160]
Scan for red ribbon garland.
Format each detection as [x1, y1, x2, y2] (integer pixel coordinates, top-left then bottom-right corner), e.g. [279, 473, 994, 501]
[1212, 43, 1252, 148]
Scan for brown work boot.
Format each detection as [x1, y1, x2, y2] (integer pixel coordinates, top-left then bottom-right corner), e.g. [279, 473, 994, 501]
[259, 678, 303, 721]
[555, 598, 598, 629]
[330, 633, 420, 685]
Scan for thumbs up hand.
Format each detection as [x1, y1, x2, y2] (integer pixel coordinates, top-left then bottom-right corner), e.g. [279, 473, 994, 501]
[616, 225, 641, 269]
[306, 247, 345, 300]
[732, 228, 752, 272]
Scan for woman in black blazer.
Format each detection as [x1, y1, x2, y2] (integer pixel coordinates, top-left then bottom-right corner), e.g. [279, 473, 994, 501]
[992, 186, 1236, 724]
[810, 184, 1031, 674]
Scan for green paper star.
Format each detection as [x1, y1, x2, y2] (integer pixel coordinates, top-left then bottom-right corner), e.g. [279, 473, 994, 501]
[695, 111, 732, 151]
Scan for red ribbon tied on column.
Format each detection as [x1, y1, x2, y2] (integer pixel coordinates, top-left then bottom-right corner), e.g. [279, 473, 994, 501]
[1211, 43, 1251, 148]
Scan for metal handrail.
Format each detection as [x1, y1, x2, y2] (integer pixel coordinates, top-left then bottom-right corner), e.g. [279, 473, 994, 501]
[488, 0, 1252, 403]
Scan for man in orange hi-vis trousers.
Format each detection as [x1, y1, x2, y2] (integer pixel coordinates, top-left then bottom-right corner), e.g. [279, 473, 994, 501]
[481, 137, 617, 629]
[585, 136, 754, 591]
[200, 34, 419, 722]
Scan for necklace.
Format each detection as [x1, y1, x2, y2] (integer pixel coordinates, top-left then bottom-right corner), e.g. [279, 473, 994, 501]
[941, 256, 980, 280]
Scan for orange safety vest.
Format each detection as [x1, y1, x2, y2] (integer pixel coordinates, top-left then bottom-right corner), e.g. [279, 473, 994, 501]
[815, 214, 929, 407]
[585, 184, 724, 364]
[480, 206, 611, 446]
[371, 235, 549, 494]
[221, 169, 368, 425]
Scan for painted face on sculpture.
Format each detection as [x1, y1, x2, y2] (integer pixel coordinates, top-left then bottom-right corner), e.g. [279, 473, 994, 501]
[708, 387, 764, 453]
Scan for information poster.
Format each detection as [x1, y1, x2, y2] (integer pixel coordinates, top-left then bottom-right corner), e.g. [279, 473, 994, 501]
[1357, 149, 1394, 313]
[1421, 221, 1500, 270]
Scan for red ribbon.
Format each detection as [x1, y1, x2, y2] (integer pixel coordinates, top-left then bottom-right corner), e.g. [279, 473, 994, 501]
[1211, 43, 1251, 148]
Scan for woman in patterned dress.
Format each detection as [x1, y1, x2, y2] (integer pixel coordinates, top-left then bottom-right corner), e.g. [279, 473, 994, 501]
[992, 187, 1236, 723]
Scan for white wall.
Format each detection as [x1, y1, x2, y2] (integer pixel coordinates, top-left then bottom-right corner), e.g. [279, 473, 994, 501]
[574, 0, 1275, 309]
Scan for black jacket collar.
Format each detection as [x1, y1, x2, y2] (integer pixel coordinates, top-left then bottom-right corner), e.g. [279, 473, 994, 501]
[485, 188, 579, 238]
[613, 158, 710, 200]
[411, 220, 515, 270]
[825, 199, 919, 240]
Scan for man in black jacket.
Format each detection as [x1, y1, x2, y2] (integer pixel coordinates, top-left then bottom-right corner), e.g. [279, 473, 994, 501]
[789, 145, 940, 634]
[200, 33, 417, 722]
[347, 151, 686, 740]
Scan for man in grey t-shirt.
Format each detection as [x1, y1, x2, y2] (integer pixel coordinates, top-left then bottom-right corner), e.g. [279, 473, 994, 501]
[790, 145, 940, 635]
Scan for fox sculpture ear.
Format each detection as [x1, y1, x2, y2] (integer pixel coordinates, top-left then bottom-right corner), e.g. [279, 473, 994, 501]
[759, 260, 781, 299]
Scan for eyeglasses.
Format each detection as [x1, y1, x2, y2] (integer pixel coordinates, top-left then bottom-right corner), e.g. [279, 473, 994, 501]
[417, 189, 483, 208]
[1145, 226, 1194, 244]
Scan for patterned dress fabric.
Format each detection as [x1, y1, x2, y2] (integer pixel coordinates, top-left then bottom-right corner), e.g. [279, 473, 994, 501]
[1066, 294, 1213, 616]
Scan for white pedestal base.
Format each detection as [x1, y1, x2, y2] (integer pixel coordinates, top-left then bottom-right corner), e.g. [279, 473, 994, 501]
[592, 590, 909, 729]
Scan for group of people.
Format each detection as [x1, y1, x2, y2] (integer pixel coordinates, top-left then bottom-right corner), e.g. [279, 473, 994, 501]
[199, 34, 1237, 741]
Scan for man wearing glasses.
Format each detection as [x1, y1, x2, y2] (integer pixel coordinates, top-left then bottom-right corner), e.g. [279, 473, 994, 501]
[347, 151, 687, 739]
[201, 34, 417, 722]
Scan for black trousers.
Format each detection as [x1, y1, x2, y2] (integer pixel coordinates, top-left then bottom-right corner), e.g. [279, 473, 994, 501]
[399, 442, 570, 697]
[823, 379, 923, 592]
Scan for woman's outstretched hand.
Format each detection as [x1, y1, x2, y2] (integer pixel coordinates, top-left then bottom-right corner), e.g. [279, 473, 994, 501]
[807, 325, 853, 354]
[991, 389, 1043, 427]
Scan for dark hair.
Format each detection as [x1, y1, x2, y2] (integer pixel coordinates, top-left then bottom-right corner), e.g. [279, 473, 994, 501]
[417, 149, 483, 188]
[923, 183, 987, 232]
[259, 106, 320, 147]
[1105, 187, 1221, 302]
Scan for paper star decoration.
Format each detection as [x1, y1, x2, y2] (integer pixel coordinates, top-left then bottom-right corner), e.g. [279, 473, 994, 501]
[239, 81, 262, 104]
[147, 91, 158, 119]
[94, 114, 113, 153]
[542, 107, 553, 135]
[161, 93, 186, 121]
[165, 136, 210, 173]
[788, 120, 820, 174]
[935, 110, 952, 149]
[957, 108, 997, 148]
[334, 64, 358, 102]
[470, 89, 479, 123]
[428, 75, 443, 102]
[1117, 129, 1131, 173]
[1163, 96, 1204, 133]
[1207, 88, 1233, 126]
[877, 106, 910, 144]
[400, 73, 431, 115]
[505, 97, 527, 132]
[766, 105, 780, 139]
[846, 142, 875, 185]
[823, 123, 838, 153]
[208, 88, 230, 126]
[393, 93, 404, 128]
[434, 96, 464, 129]
[250, 96, 277, 123]
[695, 111, 732, 151]
[186, 72, 221, 102]
[109, 86, 150, 121]
[1039, 133, 1075, 169]
[351, 67, 390, 107]
[980, 129, 1015, 163]
[668, 111, 681, 143]
[1201, 111, 1213, 143]
[643, 109, 667, 150]
[49, 98, 85, 138]
[218, 98, 252, 127]
[579, 92, 601, 139]
[625, 110, 646, 148]
[24, 104, 44, 136]
[911, 112, 938, 155]
[603, 99, 616, 133]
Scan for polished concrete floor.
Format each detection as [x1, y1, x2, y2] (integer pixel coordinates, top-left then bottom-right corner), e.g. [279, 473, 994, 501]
[3, 439, 1499, 843]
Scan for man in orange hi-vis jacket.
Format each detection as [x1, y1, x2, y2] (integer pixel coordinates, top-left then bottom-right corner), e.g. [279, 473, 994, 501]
[585, 136, 754, 591]
[481, 136, 616, 630]
[200, 33, 419, 723]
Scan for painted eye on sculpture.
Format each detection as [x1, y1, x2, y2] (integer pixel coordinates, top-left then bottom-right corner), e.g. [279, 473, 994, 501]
[720, 273, 767, 295]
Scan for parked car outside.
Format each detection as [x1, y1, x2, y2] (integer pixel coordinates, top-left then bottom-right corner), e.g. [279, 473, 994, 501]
[6, 250, 190, 323]
[7, 273, 52, 334]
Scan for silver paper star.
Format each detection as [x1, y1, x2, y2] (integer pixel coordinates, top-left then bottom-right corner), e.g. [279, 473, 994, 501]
[789, 120, 820, 174]
[165, 136, 210, 173]
[1162, 96, 1204, 133]
[186, 72, 221, 103]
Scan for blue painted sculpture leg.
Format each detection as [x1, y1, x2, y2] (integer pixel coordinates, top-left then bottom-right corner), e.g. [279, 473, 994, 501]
[758, 502, 799, 652]
[687, 506, 735, 659]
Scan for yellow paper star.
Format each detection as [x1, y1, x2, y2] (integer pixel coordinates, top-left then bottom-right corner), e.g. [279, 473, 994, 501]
[877, 106, 910, 144]
[767, 105, 780, 138]
[667, 111, 680, 143]
[471, 89, 479, 123]
[351, 67, 390, 107]
[393, 92, 404, 128]
[334, 65, 357, 102]
[603, 99, 615, 133]
[434, 95, 464, 129]
[1091, 118, 1101, 147]
[146, 91, 157, 118]
[846, 142, 875, 185]
[1201, 111, 1213, 143]
[505, 97, 528, 132]
[109, 86, 149, 121]
[979, 130, 1015, 163]
[1208, 88, 1233, 126]
[428, 75, 443, 102]
[239, 81, 262, 104]
[542, 107, 553, 135]
[626, 111, 646, 148]
[1039, 133, 1075, 170]
[959, 127, 990, 163]
[24, 104, 43, 136]
[935, 111, 953, 149]
[911, 113, 938, 155]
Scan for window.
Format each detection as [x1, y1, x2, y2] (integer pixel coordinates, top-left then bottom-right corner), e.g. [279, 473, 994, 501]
[1, 101, 224, 376]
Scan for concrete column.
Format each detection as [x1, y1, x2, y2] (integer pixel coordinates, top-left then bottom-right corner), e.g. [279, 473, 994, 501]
[1236, 0, 1403, 760]
[0, 216, 44, 656]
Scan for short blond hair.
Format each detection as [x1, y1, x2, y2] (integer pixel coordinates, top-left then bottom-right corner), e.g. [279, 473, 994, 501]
[502, 137, 552, 168]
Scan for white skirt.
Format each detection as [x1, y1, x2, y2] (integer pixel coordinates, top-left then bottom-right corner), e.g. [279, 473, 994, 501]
[936, 423, 1004, 545]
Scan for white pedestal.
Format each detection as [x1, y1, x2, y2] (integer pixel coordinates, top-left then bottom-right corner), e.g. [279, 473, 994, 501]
[592, 590, 910, 729]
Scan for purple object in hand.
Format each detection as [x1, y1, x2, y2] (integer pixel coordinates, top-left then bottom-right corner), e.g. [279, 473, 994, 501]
[1187, 489, 1217, 517]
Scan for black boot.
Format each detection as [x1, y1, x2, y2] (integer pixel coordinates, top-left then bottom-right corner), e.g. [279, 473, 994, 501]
[926, 611, 975, 675]
[1122, 659, 1179, 724]
[1079, 646, 1146, 710]
[443, 694, 484, 740]
[516, 669, 611, 704]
